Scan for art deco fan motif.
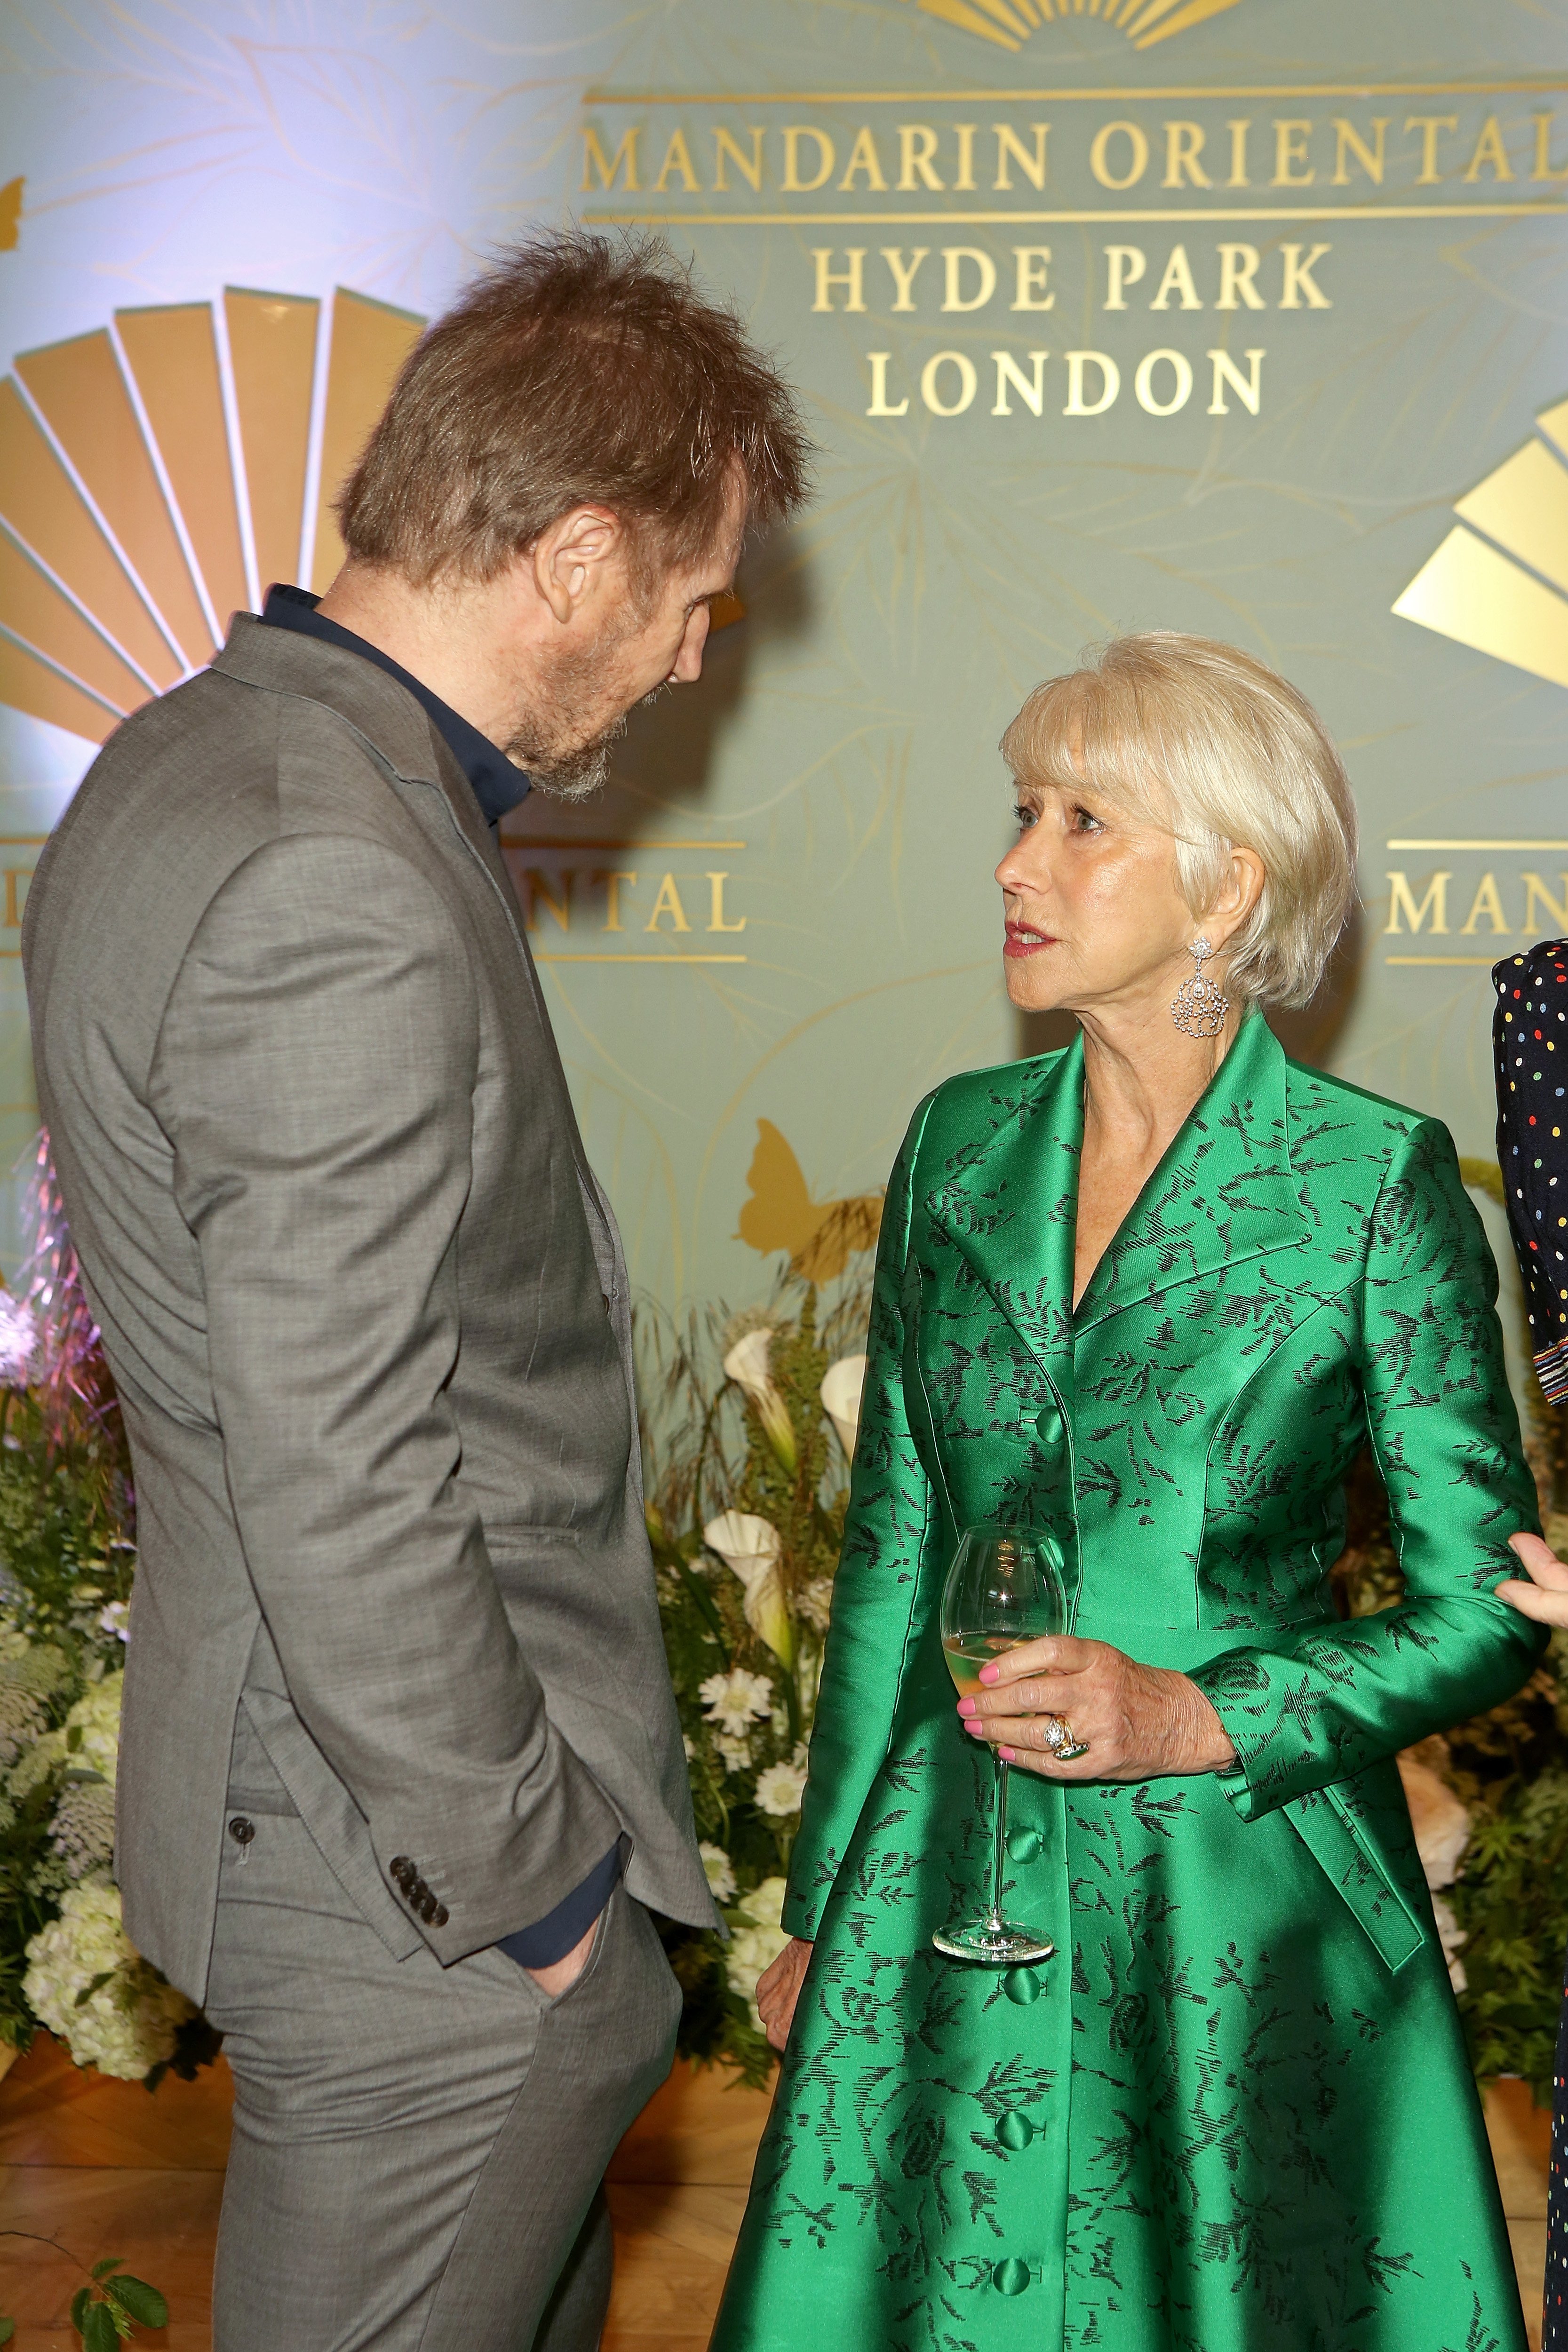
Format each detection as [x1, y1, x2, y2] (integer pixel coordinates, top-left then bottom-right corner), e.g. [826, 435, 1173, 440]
[0, 288, 426, 747]
[1394, 398, 1568, 692]
[904, 0, 1247, 55]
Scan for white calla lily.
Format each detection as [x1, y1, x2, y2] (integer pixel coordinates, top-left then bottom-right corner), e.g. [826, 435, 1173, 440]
[723, 1327, 798, 1470]
[704, 1510, 796, 1669]
[820, 1353, 868, 1464]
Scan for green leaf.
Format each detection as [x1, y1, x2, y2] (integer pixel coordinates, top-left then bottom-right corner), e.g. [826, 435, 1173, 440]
[90, 2258, 123, 2280]
[0, 2316, 16, 2344]
[70, 2286, 91, 2336]
[73, 1969, 116, 2009]
[81, 2300, 119, 2352]
[103, 2277, 167, 2328]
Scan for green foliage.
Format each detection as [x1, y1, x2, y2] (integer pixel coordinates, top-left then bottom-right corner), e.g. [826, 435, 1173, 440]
[0, 2235, 167, 2346]
[0, 1376, 136, 2056]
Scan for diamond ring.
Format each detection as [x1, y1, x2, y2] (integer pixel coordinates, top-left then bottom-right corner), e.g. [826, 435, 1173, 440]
[1041, 1714, 1090, 1763]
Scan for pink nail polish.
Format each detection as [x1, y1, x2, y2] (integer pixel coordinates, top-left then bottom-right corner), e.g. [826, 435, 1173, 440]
[999, 1747, 1017, 1762]
[965, 1718, 986, 1735]
[957, 1696, 976, 1716]
[978, 1663, 1000, 1684]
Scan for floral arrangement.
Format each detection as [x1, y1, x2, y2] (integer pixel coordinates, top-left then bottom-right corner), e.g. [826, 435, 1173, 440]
[0, 1142, 211, 2088]
[639, 1246, 875, 2086]
[6, 1127, 1568, 2115]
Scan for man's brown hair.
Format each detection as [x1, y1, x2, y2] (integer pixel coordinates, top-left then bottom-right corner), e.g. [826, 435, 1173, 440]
[337, 230, 811, 587]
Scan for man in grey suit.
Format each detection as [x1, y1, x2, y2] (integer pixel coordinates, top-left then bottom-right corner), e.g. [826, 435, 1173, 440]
[23, 233, 809, 2351]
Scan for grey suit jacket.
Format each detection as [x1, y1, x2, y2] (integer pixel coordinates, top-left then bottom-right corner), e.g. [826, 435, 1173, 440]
[23, 617, 714, 2004]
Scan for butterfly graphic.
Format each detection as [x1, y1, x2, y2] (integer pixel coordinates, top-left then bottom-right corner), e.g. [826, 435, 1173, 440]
[736, 1120, 882, 1285]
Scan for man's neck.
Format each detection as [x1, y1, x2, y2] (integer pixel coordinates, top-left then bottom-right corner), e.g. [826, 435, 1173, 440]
[315, 564, 528, 751]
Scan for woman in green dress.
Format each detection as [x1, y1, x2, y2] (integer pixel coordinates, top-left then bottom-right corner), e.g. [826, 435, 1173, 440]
[710, 632, 1545, 2352]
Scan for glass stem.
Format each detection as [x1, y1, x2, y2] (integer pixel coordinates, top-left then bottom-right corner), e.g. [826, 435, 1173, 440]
[990, 1755, 1011, 1929]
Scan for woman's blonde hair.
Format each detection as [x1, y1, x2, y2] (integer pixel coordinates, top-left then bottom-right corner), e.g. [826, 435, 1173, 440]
[1000, 631, 1357, 1009]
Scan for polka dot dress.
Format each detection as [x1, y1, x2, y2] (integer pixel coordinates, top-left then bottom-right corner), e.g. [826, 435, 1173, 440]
[1492, 939, 1568, 2351]
[1493, 939, 1568, 1405]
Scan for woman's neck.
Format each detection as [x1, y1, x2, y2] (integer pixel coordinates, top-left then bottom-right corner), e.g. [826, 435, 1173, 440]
[1070, 999, 1248, 1309]
[1078, 997, 1245, 1162]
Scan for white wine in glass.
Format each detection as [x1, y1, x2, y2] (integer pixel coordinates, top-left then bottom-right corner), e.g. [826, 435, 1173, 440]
[933, 1526, 1068, 1966]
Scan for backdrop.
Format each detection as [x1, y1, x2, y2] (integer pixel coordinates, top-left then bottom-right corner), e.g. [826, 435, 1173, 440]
[0, 0, 1564, 1342]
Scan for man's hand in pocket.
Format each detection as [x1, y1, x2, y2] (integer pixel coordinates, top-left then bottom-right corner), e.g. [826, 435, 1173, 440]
[526, 1913, 600, 1999]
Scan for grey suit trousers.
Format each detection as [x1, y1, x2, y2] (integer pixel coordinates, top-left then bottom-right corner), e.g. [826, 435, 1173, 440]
[205, 1809, 681, 2352]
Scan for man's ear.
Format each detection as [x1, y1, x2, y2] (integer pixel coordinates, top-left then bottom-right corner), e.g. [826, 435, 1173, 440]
[531, 506, 624, 626]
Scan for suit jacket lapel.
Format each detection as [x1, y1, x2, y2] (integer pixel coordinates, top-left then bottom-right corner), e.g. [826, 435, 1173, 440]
[1074, 1011, 1308, 1335]
[213, 616, 603, 1200]
[923, 1036, 1082, 1389]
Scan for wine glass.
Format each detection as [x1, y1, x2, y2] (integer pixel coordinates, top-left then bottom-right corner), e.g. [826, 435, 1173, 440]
[934, 1525, 1071, 1966]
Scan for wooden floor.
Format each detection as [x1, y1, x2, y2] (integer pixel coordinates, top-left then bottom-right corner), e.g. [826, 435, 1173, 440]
[0, 2034, 1551, 2349]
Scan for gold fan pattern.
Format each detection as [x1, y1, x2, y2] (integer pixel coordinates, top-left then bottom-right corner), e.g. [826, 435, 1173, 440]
[1394, 397, 1568, 692]
[902, 0, 1249, 55]
[0, 287, 426, 746]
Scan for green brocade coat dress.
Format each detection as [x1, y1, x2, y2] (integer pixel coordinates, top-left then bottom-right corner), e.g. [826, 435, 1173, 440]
[711, 1015, 1547, 2352]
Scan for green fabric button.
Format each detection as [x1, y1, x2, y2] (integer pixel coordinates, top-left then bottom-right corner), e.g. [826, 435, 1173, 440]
[996, 2110, 1036, 2150]
[1006, 1827, 1042, 1864]
[993, 2258, 1034, 2296]
[1003, 1966, 1043, 2004]
[1035, 1407, 1064, 1445]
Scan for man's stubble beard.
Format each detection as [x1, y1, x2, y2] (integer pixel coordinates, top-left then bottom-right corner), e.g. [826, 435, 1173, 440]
[506, 614, 662, 803]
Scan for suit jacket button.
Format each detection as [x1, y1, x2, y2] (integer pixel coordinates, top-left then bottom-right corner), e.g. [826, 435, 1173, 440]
[419, 1891, 439, 1923]
[227, 1816, 255, 1850]
[433, 1904, 449, 1927]
[1035, 1407, 1064, 1446]
[390, 1856, 415, 1887]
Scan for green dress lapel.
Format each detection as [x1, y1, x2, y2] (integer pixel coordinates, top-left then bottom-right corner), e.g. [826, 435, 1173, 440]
[921, 1035, 1082, 1398]
[922, 1015, 1310, 1378]
[1073, 1010, 1309, 1335]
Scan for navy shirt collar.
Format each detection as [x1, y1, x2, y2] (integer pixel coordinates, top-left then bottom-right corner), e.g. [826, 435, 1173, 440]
[258, 585, 531, 828]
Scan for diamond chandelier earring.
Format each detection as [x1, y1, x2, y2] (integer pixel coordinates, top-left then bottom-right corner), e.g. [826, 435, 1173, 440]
[1170, 936, 1230, 1038]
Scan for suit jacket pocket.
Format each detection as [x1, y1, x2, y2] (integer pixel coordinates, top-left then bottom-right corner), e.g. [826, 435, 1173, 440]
[1282, 1777, 1427, 1972]
[239, 1689, 422, 1962]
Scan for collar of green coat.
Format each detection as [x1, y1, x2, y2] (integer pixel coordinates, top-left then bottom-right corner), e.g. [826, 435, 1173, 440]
[923, 1012, 1312, 1371]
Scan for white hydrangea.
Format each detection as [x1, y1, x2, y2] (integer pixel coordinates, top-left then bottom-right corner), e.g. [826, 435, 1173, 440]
[18, 1669, 126, 1801]
[714, 1731, 754, 1774]
[63, 1672, 124, 1786]
[97, 1601, 131, 1646]
[24, 1882, 192, 2079]
[699, 1841, 737, 1903]
[724, 1875, 791, 2026]
[739, 1877, 787, 1931]
[698, 1667, 775, 1738]
[754, 1757, 807, 1818]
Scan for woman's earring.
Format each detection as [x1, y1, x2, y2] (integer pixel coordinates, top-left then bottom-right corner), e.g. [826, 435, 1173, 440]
[1170, 936, 1230, 1038]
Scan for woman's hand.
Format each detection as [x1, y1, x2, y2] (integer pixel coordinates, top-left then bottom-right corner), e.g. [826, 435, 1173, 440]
[1496, 1530, 1568, 1627]
[958, 1634, 1235, 1780]
[755, 1936, 812, 2054]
